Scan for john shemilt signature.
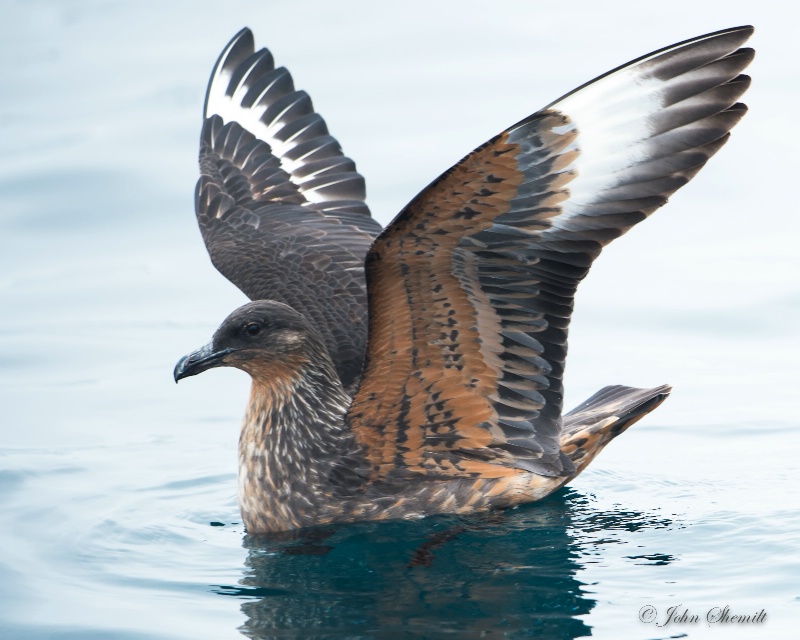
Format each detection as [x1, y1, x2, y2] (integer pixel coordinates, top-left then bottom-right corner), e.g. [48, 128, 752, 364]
[639, 604, 767, 627]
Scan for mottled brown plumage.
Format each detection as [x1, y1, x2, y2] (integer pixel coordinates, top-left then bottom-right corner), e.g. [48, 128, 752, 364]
[176, 26, 754, 532]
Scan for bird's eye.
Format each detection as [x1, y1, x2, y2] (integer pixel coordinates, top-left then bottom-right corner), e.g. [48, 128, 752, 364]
[245, 322, 261, 336]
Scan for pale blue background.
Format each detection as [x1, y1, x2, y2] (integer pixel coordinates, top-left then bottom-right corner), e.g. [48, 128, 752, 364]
[1, 1, 798, 638]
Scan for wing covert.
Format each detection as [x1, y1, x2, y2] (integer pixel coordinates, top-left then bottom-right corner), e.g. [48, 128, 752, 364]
[346, 26, 753, 480]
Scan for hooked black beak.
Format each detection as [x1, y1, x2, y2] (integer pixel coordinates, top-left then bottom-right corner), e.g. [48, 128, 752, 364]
[173, 343, 235, 382]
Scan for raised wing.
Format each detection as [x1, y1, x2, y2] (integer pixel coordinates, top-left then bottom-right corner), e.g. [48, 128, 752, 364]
[196, 29, 382, 390]
[346, 26, 753, 479]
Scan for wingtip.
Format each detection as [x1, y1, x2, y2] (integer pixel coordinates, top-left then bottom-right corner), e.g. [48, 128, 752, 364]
[234, 26, 254, 41]
[543, 25, 756, 114]
[714, 24, 754, 34]
[203, 27, 256, 119]
[689, 24, 754, 44]
[655, 383, 673, 398]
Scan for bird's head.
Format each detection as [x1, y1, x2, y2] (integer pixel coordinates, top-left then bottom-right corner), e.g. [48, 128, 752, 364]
[174, 300, 320, 383]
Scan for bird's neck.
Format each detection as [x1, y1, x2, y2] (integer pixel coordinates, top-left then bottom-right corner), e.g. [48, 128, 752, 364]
[237, 354, 364, 532]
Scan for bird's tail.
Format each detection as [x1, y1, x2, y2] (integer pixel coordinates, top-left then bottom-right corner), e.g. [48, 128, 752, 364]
[559, 384, 671, 477]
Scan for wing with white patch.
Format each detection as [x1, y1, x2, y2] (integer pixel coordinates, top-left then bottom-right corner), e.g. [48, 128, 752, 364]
[346, 26, 753, 480]
[195, 29, 382, 390]
[203, 28, 371, 214]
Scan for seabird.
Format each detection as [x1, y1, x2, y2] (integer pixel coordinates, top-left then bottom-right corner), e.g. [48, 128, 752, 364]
[175, 26, 754, 533]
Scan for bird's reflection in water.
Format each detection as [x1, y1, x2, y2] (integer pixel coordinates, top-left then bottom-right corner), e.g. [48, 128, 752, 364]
[213, 489, 676, 639]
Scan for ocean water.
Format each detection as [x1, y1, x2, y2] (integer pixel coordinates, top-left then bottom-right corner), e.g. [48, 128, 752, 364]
[1, 1, 798, 638]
